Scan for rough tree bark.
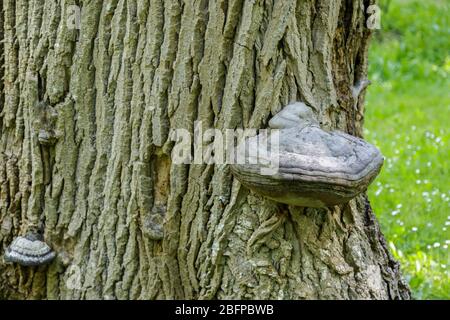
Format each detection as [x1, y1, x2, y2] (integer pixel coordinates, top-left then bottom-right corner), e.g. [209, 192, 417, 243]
[0, 0, 410, 299]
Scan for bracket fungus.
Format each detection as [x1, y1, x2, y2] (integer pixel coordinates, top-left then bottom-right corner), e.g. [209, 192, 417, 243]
[4, 233, 56, 267]
[231, 102, 384, 207]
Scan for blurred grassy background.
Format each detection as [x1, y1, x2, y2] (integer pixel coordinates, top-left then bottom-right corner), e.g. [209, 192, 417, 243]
[365, 0, 449, 299]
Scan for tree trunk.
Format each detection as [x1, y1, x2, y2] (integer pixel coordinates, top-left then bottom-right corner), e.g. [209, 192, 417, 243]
[0, 0, 410, 299]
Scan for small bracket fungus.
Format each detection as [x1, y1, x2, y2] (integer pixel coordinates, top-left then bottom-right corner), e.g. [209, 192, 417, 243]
[231, 102, 384, 207]
[4, 233, 56, 266]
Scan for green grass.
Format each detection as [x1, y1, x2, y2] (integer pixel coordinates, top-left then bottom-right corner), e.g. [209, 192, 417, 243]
[365, 0, 450, 299]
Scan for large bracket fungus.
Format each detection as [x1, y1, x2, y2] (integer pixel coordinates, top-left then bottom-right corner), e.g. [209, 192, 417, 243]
[4, 233, 56, 267]
[231, 102, 384, 207]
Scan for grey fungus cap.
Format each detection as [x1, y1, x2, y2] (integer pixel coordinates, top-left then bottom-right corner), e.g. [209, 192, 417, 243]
[231, 102, 384, 207]
[4, 234, 56, 267]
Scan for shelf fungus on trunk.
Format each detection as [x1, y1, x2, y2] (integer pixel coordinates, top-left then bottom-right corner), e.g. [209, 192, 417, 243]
[231, 102, 384, 207]
[4, 233, 56, 267]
